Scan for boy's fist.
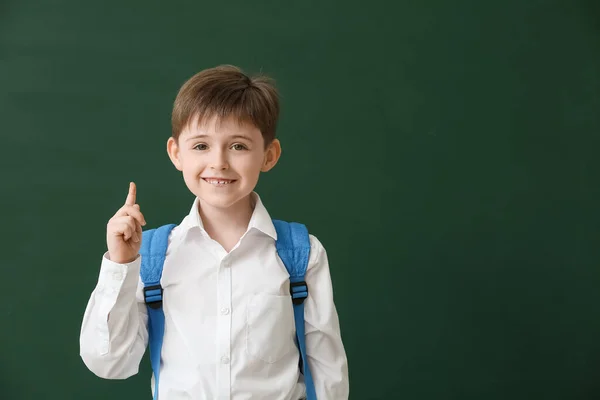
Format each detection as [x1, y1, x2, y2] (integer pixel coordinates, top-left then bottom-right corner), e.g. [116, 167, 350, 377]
[106, 182, 147, 264]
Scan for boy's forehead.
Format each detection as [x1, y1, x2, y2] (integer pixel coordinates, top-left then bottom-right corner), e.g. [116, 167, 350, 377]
[182, 114, 261, 139]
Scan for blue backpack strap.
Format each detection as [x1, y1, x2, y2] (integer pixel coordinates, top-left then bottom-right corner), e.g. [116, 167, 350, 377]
[272, 219, 317, 400]
[140, 223, 177, 400]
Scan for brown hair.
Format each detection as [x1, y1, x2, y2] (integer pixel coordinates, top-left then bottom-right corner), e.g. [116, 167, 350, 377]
[171, 65, 279, 146]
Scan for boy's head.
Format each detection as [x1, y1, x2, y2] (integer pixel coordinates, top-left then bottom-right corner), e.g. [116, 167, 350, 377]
[166, 65, 282, 211]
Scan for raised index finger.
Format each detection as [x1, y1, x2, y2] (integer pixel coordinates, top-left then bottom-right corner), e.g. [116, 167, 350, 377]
[125, 182, 137, 206]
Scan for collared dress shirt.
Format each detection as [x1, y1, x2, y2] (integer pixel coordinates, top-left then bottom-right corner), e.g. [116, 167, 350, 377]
[79, 193, 349, 400]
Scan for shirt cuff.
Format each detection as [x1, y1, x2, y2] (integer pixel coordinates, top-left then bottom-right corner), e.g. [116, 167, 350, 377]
[98, 252, 141, 294]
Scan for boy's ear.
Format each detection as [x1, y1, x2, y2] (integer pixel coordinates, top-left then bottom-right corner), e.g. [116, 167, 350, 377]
[167, 137, 183, 171]
[261, 139, 281, 172]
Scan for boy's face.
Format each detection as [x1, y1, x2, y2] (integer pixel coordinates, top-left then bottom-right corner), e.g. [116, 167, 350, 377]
[167, 115, 281, 212]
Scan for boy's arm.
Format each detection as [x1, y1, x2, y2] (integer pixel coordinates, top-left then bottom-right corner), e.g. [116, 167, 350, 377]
[79, 252, 148, 379]
[304, 235, 350, 399]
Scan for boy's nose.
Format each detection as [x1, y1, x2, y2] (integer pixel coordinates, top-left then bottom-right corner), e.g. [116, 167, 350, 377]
[209, 150, 229, 170]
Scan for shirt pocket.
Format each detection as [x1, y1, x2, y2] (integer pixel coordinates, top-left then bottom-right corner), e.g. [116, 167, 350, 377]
[246, 293, 295, 364]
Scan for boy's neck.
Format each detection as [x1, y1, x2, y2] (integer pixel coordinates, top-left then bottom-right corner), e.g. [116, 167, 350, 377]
[197, 195, 255, 252]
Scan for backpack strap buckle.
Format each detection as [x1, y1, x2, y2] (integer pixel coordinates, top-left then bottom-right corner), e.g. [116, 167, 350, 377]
[290, 281, 308, 305]
[143, 284, 163, 309]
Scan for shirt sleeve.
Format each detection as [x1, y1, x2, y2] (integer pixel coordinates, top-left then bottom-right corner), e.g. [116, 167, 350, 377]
[304, 235, 350, 399]
[79, 252, 148, 379]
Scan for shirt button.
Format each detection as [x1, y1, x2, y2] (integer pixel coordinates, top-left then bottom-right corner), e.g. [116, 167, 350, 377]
[220, 307, 230, 315]
[221, 356, 230, 364]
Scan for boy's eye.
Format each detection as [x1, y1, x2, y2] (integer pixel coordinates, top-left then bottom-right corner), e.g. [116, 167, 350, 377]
[231, 143, 248, 151]
[193, 144, 208, 151]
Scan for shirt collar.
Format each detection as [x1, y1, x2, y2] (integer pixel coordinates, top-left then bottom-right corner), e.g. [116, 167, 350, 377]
[178, 192, 277, 240]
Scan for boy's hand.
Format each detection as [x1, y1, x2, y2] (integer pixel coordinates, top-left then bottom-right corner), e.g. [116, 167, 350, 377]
[106, 182, 147, 264]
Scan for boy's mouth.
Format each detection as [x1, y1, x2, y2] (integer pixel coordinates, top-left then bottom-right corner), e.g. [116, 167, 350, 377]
[202, 178, 237, 186]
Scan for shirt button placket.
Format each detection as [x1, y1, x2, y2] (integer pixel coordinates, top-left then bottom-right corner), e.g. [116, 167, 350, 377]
[217, 257, 232, 400]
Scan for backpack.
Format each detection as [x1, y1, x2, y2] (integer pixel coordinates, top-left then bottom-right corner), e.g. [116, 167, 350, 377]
[139, 220, 317, 400]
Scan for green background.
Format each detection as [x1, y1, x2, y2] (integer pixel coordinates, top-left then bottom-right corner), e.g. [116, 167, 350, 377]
[2, 0, 599, 399]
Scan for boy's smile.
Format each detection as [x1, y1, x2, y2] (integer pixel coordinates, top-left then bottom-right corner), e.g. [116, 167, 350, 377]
[202, 177, 237, 187]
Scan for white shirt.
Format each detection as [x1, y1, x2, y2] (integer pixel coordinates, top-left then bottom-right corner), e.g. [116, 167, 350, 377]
[79, 193, 349, 400]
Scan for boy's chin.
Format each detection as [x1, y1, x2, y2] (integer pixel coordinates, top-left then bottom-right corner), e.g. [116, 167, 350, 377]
[196, 191, 253, 210]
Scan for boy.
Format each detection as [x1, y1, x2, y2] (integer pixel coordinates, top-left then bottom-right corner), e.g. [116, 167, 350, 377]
[79, 65, 349, 399]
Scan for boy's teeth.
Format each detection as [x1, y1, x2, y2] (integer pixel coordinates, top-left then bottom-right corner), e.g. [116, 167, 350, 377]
[206, 179, 232, 185]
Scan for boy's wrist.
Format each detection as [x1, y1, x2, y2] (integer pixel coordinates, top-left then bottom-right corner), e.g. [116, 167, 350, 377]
[108, 253, 139, 264]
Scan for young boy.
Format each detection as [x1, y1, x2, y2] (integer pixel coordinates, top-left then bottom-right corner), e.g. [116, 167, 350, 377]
[79, 65, 349, 399]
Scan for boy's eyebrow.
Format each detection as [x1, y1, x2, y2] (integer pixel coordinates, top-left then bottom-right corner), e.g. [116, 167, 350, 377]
[185, 134, 254, 142]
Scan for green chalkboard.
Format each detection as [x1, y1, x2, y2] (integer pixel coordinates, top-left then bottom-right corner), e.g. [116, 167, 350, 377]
[1, 0, 599, 399]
